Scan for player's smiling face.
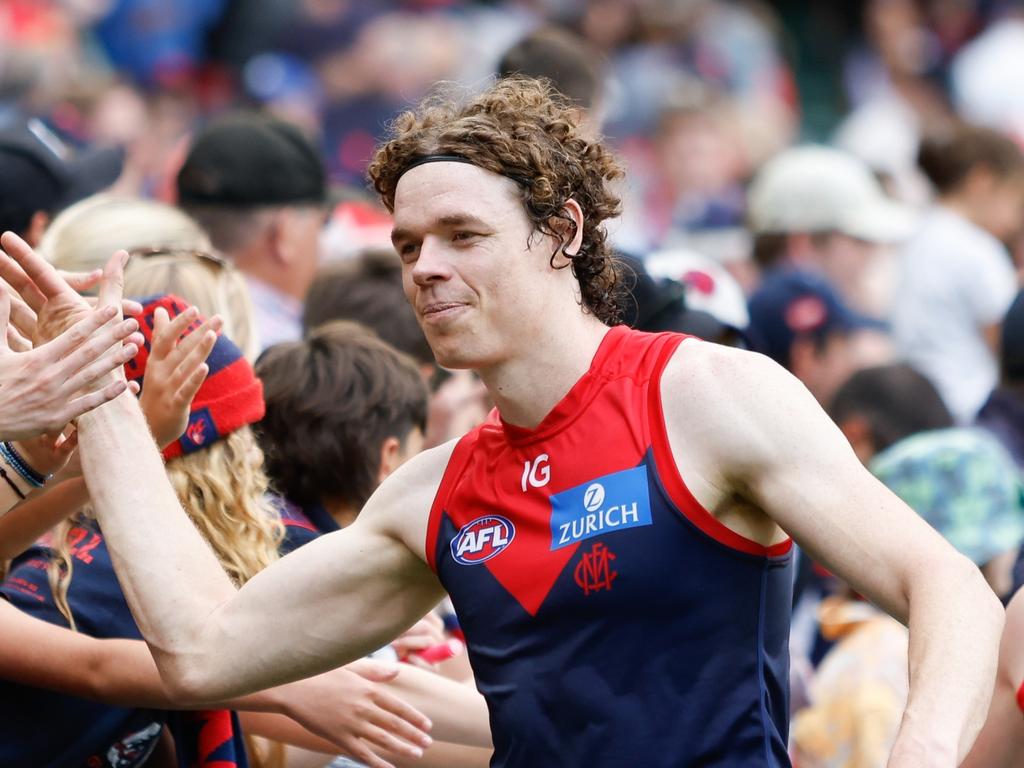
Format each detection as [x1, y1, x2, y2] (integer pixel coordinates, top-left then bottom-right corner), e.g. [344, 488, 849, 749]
[391, 160, 567, 371]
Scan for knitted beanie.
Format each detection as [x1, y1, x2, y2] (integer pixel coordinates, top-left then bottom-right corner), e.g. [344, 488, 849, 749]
[124, 294, 264, 460]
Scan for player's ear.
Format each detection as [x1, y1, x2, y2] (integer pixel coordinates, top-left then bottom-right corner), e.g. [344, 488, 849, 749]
[548, 199, 585, 268]
[560, 199, 584, 257]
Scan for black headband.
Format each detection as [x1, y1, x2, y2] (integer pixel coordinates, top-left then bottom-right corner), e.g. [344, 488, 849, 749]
[399, 154, 532, 188]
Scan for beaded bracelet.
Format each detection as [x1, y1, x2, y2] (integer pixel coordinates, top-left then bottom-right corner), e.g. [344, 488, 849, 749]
[0, 461, 26, 500]
[0, 441, 49, 489]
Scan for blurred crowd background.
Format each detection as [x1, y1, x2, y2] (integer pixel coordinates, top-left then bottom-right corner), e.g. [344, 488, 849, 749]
[7, 1, 1024, 766]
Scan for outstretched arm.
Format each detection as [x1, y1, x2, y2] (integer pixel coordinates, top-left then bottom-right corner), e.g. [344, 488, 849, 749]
[82, 391, 448, 700]
[0, 478, 89, 560]
[0, 235, 450, 702]
[662, 341, 1003, 767]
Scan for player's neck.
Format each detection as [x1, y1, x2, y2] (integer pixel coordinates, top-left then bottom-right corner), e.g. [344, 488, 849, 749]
[480, 316, 610, 429]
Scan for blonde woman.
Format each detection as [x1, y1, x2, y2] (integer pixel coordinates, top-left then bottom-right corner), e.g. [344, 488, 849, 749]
[39, 193, 260, 359]
[0, 296, 434, 768]
[39, 194, 213, 275]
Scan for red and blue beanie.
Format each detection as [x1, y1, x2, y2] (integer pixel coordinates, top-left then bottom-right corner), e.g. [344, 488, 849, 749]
[123, 294, 265, 460]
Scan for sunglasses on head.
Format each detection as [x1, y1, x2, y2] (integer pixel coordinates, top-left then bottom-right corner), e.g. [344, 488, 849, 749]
[127, 246, 230, 268]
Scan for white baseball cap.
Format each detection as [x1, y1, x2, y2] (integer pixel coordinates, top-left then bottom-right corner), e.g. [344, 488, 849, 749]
[746, 145, 916, 243]
[645, 248, 749, 330]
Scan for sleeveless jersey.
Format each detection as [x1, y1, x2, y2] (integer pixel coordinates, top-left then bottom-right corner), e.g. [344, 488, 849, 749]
[426, 326, 794, 767]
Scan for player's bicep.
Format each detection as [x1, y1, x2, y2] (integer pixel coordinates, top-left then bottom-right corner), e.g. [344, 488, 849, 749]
[172, 442, 455, 701]
[738, 363, 956, 621]
[669, 344, 948, 621]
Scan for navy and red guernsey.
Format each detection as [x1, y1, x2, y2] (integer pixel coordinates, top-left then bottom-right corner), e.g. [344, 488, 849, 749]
[426, 326, 795, 767]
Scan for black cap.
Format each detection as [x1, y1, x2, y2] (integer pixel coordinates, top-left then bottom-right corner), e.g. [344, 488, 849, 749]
[0, 118, 124, 232]
[177, 113, 327, 208]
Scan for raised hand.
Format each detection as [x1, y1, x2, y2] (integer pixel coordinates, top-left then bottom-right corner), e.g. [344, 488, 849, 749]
[0, 231, 99, 345]
[0, 271, 141, 353]
[274, 658, 434, 768]
[0, 232, 144, 441]
[0, 291, 141, 440]
[139, 306, 221, 449]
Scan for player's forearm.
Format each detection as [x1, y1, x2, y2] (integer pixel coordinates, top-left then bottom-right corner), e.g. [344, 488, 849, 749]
[891, 554, 1003, 765]
[77, 392, 238, 698]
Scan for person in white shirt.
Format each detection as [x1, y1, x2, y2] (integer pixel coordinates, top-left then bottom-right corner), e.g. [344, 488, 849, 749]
[893, 125, 1024, 423]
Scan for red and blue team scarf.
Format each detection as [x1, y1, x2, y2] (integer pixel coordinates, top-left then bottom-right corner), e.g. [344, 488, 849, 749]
[169, 710, 249, 768]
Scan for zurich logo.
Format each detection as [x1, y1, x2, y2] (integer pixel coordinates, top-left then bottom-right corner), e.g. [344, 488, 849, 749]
[583, 483, 605, 512]
[451, 515, 516, 565]
[549, 466, 653, 550]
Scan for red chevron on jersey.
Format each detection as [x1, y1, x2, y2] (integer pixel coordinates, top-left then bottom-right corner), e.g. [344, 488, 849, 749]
[428, 432, 580, 615]
[426, 327, 668, 616]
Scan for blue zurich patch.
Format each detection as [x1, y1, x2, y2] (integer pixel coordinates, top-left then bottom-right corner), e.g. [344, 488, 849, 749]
[549, 465, 652, 550]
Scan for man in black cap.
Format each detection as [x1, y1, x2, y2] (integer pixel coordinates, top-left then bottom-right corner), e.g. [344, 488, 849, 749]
[176, 112, 328, 350]
[0, 118, 123, 247]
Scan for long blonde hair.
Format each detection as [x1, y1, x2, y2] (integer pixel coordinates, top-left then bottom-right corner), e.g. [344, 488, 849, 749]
[40, 194, 213, 274]
[48, 428, 283, 631]
[38, 193, 260, 360]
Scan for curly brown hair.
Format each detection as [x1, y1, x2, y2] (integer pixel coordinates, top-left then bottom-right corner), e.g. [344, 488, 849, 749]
[368, 76, 626, 325]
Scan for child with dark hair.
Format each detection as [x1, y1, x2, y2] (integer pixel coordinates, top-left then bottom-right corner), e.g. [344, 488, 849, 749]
[256, 320, 428, 526]
[793, 363, 1024, 766]
[831, 363, 1024, 597]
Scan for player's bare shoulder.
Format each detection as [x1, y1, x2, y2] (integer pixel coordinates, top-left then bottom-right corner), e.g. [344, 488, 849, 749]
[660, 337, 818, 474]
[663, 336, 795, 400]
[356, 438, 461, 560]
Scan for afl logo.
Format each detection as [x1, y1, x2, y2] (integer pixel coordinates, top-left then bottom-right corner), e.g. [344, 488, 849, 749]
[451, 516, 516, 565]
[583, 483, 605, 512]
